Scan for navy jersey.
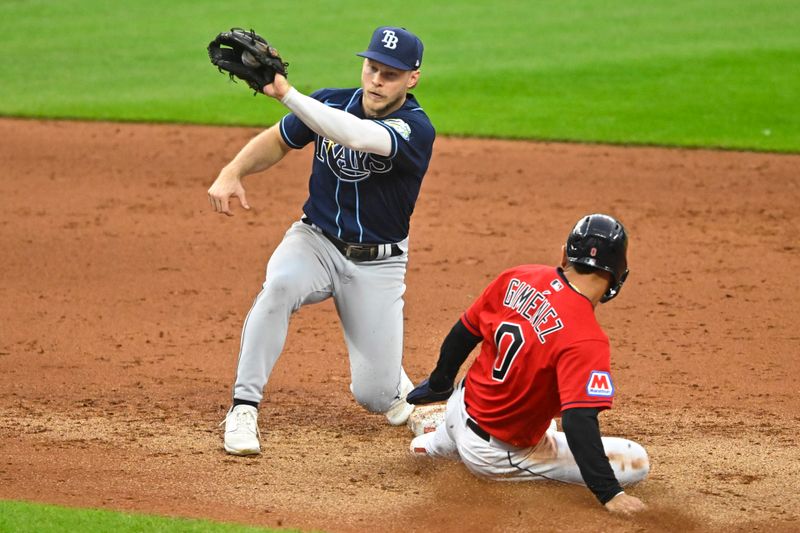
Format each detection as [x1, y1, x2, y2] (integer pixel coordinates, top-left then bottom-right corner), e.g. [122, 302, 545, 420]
[279, 88, 435, 244]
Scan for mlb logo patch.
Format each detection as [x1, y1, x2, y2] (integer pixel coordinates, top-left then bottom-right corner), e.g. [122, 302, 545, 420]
[586, 371, 614, 397]
[550, 279, 564, 292]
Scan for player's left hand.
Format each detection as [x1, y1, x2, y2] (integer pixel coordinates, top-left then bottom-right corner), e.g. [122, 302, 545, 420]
[208, 28, 288, 95]
[406, 378, 454, 405]
[604, 492, 646, 515]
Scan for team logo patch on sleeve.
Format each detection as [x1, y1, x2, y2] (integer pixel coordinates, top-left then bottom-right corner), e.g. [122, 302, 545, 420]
[382, 118, 411, 141]
[586, 371, 614, 397]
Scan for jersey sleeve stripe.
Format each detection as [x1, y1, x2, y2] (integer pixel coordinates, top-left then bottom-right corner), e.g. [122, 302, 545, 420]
[373, 120, 399, 159]
[279, 115, 304, 149]
[561, 399, 613, 409]
[460, 314, 480, 336]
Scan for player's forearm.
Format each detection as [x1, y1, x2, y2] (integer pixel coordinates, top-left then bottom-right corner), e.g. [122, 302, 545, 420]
[280, 87, 392, 156]
[429, 320, 482, 391]
[225, 124, 290, 178]
[561, 408, 624, 504]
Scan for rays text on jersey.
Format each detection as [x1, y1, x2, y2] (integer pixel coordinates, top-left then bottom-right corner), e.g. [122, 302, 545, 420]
[315, 138, 392, 182]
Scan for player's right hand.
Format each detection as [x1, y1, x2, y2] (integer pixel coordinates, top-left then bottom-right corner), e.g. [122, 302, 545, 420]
[263, 73, 291, 100]
[604, 492, 646, 515]
[208, 171, 251, 216]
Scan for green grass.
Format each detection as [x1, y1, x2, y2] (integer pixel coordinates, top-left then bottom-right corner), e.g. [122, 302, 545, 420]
[0, 500, 296, 533]
[0, 0, 798, 151]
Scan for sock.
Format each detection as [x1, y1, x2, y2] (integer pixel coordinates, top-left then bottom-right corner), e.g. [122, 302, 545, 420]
[232, 398, 259, 409]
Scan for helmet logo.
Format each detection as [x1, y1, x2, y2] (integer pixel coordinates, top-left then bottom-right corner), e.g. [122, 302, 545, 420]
[590, 247, 597, 257]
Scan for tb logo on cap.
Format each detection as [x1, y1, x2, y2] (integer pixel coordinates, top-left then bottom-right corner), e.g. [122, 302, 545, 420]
[381, 30, 398, 49]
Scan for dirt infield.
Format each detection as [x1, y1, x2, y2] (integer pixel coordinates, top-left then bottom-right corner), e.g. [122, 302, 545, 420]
[1, 118, 799, 532]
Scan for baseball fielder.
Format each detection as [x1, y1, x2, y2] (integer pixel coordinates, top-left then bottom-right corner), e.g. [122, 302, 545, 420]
[208, 27, 434, 455]
[406, 214, 649, 514]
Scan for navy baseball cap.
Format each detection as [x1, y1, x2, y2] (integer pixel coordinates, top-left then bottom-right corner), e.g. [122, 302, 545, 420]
[357, 26, 423, 71]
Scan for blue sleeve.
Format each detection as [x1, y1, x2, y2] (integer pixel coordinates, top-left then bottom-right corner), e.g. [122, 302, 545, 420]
[278, 88, 330, 149]
[374, 110, 435, 167]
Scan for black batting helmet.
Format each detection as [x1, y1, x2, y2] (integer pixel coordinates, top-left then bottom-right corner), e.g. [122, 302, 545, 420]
[566, 214, 629, 303]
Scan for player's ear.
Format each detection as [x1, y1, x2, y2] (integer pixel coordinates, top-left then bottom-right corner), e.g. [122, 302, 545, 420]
[560, 245, 569, 268]
[407, 70, 420, 89]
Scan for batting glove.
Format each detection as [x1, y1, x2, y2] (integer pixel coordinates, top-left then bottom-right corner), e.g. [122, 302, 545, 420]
[406, 378, 454, 405]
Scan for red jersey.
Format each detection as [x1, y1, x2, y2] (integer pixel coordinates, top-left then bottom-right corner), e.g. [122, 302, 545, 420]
[462, 265, 615, 447]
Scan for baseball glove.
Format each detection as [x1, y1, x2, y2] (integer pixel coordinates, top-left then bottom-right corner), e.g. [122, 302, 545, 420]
[406, 378, 454, 405]
[208, 28, 288, 94]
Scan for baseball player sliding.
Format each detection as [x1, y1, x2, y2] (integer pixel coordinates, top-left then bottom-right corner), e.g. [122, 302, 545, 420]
[207, 26, 435, 455]
[407, 214, 649, 514]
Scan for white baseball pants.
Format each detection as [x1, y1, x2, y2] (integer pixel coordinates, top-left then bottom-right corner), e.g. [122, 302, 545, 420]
[413, 384, 650, 486]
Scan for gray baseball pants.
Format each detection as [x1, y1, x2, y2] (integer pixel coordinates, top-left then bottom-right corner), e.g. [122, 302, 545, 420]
[232, 219, 411, 413]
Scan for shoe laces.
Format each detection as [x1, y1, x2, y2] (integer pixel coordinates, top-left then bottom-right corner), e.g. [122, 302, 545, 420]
[220, 407, 260, 437]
